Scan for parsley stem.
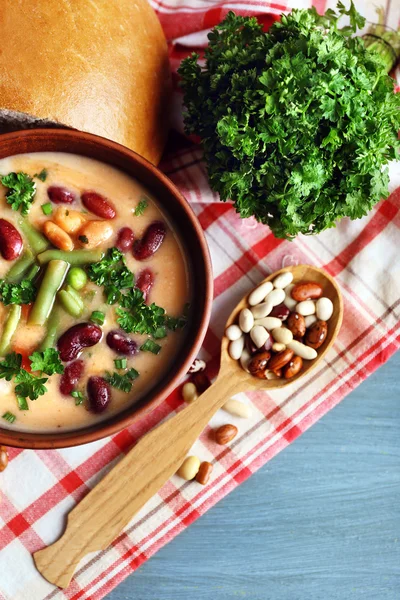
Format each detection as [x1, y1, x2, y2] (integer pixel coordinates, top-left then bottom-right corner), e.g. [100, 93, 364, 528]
[18, 218, 50, 254]
[0, 305, 21, 356]
[37, 248, 104, 266]
[5, 249, 35, 284]
[29, 260, 69, 326]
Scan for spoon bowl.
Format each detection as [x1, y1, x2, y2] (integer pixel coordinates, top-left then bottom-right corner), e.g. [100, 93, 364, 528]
[221, 264, 343, 391]
[34, 264, 343, 588]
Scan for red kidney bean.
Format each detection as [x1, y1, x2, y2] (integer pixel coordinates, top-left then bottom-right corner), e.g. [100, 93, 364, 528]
[246, 335, 258, 355]
[136, 268, 154, 302]
[116, 227, 134, 252]
[87, 376, 111, 413]
[270, 303, 290, 321]
[81, 191, 116, 219]
[59, 360, 84, 395]
[57, 323, 102, 362]
[0, 219, 23, 260]
[47, 186, 75, 204]
[133, 221, 166, 260]
[106, 330, 138, 355]
[191, 371, 211, 394]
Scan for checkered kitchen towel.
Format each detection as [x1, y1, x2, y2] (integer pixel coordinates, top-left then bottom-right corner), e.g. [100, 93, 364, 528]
[1, 1, 400, 598]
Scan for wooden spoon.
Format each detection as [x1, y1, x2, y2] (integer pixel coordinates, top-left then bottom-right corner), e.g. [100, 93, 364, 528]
[34, 264, 343, 588]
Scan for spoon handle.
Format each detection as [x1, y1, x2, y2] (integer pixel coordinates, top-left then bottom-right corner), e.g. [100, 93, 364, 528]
[33, 370, 240, 588]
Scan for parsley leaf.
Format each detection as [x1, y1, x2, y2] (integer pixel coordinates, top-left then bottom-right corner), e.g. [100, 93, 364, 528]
[0, 279, 36, 305]
[116, 289, 166, 336]
[1, 172, 36, 215]
[0, 352, 22, 381]
[71, 390, 85, 405]
[34, 169, 48, 182]
[87, 248, 134, 305]
[133, 198, 148, 216]
[14, 370, 48, 401]
[29, 349, 64, 375]
[178, 5, 400, 239]
[104, 368, 139, 393]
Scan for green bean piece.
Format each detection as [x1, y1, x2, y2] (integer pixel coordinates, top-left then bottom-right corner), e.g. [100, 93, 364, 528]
[25, 263, 40, 282]
[28, 260, 69, 326]
[18, 218, 49, 254]
[66, 267, 88, 290]
[0, 305, 22, 356]
[37, 248, 104, 266]
[6, 249, 35, 283]
[65, 286, 84, 309]
[58, 290, 83, 318]
[38, 306, 60, 351]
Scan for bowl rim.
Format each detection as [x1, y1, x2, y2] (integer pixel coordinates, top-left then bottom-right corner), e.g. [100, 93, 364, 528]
[0, 128, 213, 449]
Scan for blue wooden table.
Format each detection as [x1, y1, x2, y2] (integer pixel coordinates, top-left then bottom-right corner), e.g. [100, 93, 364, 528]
[107, 352, 400, 600]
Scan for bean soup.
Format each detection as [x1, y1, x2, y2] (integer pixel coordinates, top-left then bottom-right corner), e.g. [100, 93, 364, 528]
[0, 153, 190, 432]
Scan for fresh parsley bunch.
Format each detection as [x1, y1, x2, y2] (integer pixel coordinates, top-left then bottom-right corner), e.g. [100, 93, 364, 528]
[179, 3, 400, 238]
[1, 172, 36, 215]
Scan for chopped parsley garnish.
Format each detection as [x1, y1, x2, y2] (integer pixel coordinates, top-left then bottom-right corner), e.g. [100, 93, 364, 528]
[0, 352, 52, 409]
[0, 279, 36, 305]
[133, 198, 148, 216]
[29, 349, 64, 376]
[140, 339, 161, 354]
[71, 390, 85, 405]
[105, 368, 139, 393]
[1, 172, 36, 215]
[90, 311, 105, 326]
[34, 169, 48, 182]
[14, 370, 48, 401]
[2, 411, 16, 424]
[87, 248, 134, 305]
[79, 235, 89, 245]
[114, 358, 127, 370]
[116, 289, 166, 336]
[41, 202, 53, 216]
[0, 352, 22, 381]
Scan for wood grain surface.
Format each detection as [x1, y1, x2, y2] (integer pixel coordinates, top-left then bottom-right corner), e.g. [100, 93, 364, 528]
[105, 351, 400, 600]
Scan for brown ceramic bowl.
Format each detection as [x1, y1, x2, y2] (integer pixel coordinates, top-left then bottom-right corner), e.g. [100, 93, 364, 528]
[0, 129, 213, 449]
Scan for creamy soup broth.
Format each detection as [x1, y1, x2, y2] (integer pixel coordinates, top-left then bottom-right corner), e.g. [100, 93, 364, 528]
[0, 152, 190, 432]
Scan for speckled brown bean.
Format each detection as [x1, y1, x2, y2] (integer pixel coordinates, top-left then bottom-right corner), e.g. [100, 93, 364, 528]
[248, 351, 271, 378]
[0, 446, 8, 472]
[283, 355, 303, 379]
[196, 461, 213, 485]
[268, 348, 294, 371]
[286, 312, 306, 338]
[291, 282, 323, 302]
[305, 320, 328, 349]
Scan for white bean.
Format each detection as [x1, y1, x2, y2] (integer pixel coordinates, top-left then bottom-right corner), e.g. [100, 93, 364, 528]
[296, 300, 316, 316]
[225, 324, 242, 341]
[272, 342, 286, 352]
[287, 340, 318, 360]
[254, 317, 282, 330]
[272, 327, 293, 345]
[304, 315, 317, 328]
[177, 456, 201, 480]
[250, 325, 269, 348]
[251, 301, 273, 319]
[267, 288, 286, 306]
[283, 284, 298, 310]
[316, 297, 333, 321]
[239, 308, 254, 333]
[272, 271, 293, 289]
[229, 336, 245, 360]
[223, 398, 252, 419]
[182, 382, 198, 403]
[248, 281, 273, 306]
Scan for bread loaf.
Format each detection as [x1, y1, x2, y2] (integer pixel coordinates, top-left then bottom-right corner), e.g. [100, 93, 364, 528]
[0, 0, 171, 164]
